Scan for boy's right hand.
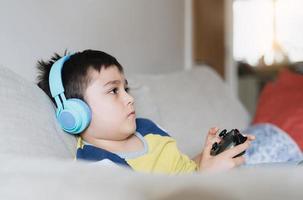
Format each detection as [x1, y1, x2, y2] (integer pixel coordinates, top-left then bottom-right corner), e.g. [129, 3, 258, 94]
[198, 127, 253, 173]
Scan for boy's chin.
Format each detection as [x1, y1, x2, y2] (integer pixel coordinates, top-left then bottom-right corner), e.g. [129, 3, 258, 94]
[127, 124, 137, 134]
[128, 124, 137, 134]
[121, 119, 136, 135]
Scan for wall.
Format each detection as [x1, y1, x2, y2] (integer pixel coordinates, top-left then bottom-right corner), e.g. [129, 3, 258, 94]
[0, 0, 185, 82]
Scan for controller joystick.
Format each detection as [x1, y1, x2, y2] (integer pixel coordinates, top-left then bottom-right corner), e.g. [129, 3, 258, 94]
[210, 129, 247, 158]
[219, 129, 227, 137]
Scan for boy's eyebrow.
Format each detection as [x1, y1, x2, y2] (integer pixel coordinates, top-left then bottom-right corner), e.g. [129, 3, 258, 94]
[104, 79, 128, 87]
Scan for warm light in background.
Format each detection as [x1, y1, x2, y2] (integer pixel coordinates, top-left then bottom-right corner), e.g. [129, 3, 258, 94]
[233, 0, 303, 66]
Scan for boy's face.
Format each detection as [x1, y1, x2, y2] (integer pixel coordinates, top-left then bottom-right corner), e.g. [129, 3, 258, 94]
[83, 65, 136, 140]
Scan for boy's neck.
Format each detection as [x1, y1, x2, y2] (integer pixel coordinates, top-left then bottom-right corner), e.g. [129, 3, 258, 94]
[81, 132, 143, 153]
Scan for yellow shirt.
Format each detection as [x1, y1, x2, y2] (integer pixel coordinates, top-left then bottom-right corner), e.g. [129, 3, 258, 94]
[126, 134, 197, 174]
[76, 118, 198, 174]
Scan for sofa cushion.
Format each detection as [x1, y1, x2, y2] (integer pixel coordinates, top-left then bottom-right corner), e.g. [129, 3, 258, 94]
[0, 66, 76, 159]
[128, 67, 250, 157]
[253, 69, 303, 150]
[2, 157, 303, 200]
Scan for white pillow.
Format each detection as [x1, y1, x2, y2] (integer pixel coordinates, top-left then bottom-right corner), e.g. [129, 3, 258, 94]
[0, 66, 76, 159]
[129, 67, 251, 157]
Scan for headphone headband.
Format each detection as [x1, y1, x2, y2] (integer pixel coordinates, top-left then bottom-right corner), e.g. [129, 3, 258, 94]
[49, 55, 71, 98]
[48, 54, 92, 134]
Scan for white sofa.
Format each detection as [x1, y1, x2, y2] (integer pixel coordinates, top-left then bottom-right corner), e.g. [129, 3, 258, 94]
[0, 65, 302, 200]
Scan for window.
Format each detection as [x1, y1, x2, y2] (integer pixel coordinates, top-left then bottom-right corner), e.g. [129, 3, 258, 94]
[233, 0, 303, 66]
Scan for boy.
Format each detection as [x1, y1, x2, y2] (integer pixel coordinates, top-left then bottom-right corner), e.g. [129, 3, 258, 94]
[37, 49, 254, 174]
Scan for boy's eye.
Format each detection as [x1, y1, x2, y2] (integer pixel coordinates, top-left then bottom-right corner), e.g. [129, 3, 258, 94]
[109, 87, 130, 94]
[109, 88, 118, 94]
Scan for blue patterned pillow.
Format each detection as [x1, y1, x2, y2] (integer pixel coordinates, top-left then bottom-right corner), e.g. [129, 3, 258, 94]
[243, 123, 303, 165]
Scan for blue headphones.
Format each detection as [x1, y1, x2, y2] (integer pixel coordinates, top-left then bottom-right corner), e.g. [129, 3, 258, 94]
[49, 55, 92, 134]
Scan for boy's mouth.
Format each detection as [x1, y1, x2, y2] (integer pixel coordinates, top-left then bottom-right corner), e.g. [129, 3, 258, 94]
[127, 111, 136, 117]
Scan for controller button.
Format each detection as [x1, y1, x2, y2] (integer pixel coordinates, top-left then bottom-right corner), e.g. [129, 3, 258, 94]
[211, 142, 218, 150]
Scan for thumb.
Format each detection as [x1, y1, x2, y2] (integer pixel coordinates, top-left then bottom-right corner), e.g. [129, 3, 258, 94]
[203, 127, 219, 157]
[205, 127, 219, 143]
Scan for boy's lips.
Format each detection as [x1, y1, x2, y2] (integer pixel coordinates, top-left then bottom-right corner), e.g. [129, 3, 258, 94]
[127, 111, 136, 117]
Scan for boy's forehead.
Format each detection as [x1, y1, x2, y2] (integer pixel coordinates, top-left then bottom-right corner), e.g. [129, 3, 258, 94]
[89, 66, 126, 86]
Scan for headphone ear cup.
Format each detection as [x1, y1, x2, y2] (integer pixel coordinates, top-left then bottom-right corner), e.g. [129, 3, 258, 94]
[56, 98, 92, 134]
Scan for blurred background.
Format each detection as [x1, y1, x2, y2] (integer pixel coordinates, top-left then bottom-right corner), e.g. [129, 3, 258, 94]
[193, 0, 303, 115]
[0, 0, 302, 115]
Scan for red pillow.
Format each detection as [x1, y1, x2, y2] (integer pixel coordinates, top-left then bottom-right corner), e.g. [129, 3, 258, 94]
[253, 69, 303, 150]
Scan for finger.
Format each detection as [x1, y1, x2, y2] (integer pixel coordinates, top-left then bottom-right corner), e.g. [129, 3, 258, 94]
[247, 135, 256, 141]
[203, 136, 221, 156]
[204, 127, 220, 148]
[208, 127, 219, 136]
[210, 127, 219, 134]
[202, 127, 220, 158]
[205, 127, 219, 144]
[221, 140, 251, 158]
[232, 156, 246, 167]
[203, 136, 222, 159]
[242, 133, 256, 141]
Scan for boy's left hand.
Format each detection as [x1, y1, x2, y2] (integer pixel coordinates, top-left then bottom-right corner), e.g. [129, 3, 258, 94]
[197, 127, 255, 173]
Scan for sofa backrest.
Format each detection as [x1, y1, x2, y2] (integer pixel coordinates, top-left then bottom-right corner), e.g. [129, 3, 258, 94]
[0, 65, 250, 159]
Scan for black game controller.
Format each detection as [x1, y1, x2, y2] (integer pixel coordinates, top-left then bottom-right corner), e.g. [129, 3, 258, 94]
[210, 129, 247, 158]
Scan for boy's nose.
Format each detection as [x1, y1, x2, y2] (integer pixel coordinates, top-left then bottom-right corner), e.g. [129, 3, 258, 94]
[124, 91, 135, 106]
[128, 94, 135, 105]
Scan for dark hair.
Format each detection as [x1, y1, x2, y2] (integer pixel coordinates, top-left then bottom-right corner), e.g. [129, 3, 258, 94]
[36, 49, 123, 104]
